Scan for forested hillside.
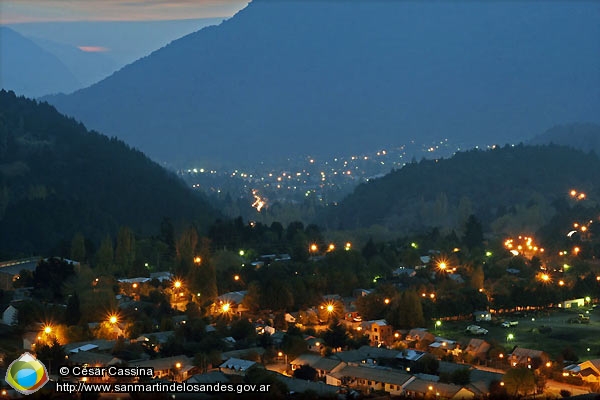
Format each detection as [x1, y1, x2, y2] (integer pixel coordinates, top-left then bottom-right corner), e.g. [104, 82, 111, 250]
[326, 144, 600, 234]
[0, 90, 218, 257]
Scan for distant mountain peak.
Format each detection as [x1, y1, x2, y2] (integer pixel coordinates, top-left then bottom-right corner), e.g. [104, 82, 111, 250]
[43, 1, 600, 167]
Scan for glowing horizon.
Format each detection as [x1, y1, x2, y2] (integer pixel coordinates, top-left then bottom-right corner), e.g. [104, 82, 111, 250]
[0, 0, 249, 24]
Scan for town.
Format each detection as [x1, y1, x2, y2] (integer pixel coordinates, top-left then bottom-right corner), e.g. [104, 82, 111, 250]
[1, 190, 599, 399]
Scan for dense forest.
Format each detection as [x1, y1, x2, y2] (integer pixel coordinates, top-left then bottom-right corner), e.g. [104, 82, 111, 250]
[0, 90, 218, 257]
[325, 144, 600, 234]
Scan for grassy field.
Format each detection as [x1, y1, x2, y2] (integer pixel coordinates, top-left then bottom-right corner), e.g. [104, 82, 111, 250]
[434, 308, 600, 362]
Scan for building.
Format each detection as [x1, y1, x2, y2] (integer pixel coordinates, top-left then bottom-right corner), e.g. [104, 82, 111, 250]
[405, 328, 436, 347]
[404, 378, 476, 399]
[219, 357, 258, 376]
[473, 311, 491, 322]
[326, 364, 413, 396]
[0, 258, 39, 290]
[464, 339, 491, 362]
[364, 320, 394, 346]
[508, 347, 550, 369]
[290, 354, 342, 379]
[214, 291, 248, 316]
[572, 359, 600, 385]
[305, 336, 324, 353]
[132, 355, 194, 380]
[429, 338, 461, 357]
[2, 305, 18, 326]
[561, 298, 586, 308]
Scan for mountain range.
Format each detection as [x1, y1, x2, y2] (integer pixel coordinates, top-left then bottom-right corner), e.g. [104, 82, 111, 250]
[0, 27, 80, 98]
[43, 0, 600, 167]
[0, 90, 218, 257]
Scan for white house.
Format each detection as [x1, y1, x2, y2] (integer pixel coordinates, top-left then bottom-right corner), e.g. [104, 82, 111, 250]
[2, 305, 18, 326]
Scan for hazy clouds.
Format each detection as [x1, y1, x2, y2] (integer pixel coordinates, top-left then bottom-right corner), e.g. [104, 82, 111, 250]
[0, 0, 249, 23]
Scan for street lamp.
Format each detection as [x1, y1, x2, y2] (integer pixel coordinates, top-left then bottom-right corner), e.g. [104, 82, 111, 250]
[507, 333, 514, 343]
[435, 320, 442, 332]
[175, 362, 182, 381]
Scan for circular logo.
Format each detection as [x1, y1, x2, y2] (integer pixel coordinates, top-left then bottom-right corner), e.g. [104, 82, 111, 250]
[5, 352, 50, 395]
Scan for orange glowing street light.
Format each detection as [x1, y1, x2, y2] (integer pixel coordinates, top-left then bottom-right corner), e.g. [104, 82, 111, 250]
[43, 325, 53, 334]
[327, 243, 335, 252]
[193, 256, 202, 265]
[326, 304, 334, 313]
[221, 303, 231, 313]
[174, 280, 182, 289]
[309, 243, 318, 253]
[109, 314, 118, 324]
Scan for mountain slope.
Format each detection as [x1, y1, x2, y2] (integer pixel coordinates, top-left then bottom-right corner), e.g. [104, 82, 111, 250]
[325, 144, 600, 233]
[0, 90, 219, 256]
[528, 123, 600, 156]
[0, 27, 80, 97]
[44, 0, 600, 166]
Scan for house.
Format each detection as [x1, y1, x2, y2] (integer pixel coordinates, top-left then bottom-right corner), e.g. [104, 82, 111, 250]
[468, 368, 505, 395]
[332, 346, 400, 366]
[65, 340, 116, 354]
[464, 339, 491, 362]
[574, 359, 600, 385]
[219, 357, 258, 376]
[326, 364, 413, 396]
[353, 289, 372, 298]
[393, 267, 416, 278]
[363, 320, 394, 346]
[132, 355, 194, 380]
[22, 331, 39, 350]
[473, 311, 491, 322]
[396, 349, 427, 372]
[214, 291, 248, 316]
[276, 374, 339, 396]
[149, 271, 173, 282]
[404, 378, 476, 399]
[305, 336, 324, 353]
[2, 305, 18, 326]
[405, 328, 436, 347]
[0, 258, 39, 290]
[560, 298, 585, 308]
[289, 354, 342, 378]
[186, 371, 230, 385]
[134, 331, 175, 350]
[508, 347, 550, 369]
[429, 338, 461, 357]
[221, 347, 265, 363]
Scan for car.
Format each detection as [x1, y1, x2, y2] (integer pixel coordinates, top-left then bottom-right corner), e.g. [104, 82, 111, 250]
[501, 321, 518, 328]
[567, 314, 590, 324]
[466, 325, 488, 335]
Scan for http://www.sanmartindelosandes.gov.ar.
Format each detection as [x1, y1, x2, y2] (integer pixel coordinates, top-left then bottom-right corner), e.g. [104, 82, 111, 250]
[5, 352, 50, 395]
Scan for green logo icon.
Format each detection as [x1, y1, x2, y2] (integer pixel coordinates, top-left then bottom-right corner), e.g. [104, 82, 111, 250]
[5, 352, 49, 395]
